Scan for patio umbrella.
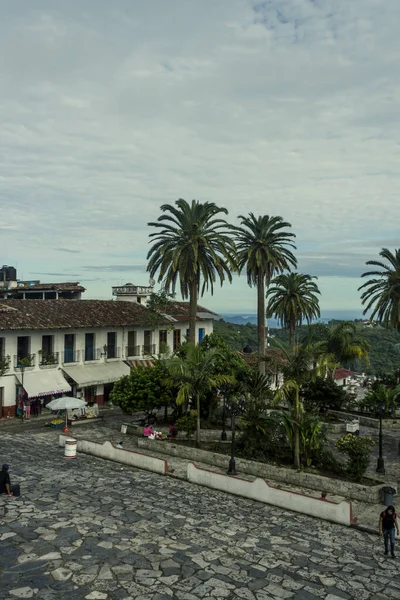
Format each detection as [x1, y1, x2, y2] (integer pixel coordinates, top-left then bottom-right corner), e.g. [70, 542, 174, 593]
[46, 397, 87, 429]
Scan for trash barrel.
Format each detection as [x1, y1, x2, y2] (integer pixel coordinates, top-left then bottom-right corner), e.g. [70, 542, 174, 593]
[64, 438, 77, 459]
[382, 486, 396, 505]
[120, 424, 128, 434]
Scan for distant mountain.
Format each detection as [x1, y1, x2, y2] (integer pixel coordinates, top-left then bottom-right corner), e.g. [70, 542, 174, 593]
[221, 310, 364, 328]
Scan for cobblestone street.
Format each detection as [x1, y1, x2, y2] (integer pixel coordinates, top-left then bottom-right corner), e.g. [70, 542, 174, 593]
[1, 429, 400, 600]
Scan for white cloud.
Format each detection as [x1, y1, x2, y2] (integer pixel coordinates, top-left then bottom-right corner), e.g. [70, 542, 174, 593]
[0, 0, 399, 313]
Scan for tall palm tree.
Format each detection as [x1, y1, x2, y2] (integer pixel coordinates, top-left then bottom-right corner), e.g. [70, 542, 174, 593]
[147, 199, 236, 344]
[266, 273, 321, 351]
[359, 248, 400, 330]
[167, 344, 233, 446]
[232, 214, 297, 374]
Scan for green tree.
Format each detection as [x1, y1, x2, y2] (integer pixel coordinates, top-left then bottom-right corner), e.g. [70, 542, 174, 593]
[359, 248, 400, 330]
[301, 376, 349, 412]
[140, 290, 175, 339]
[232, 214, 296, 374]
[147, 199, 235, 344]
[110, 363, 172, 417]
[362, 382, 400, 416]
[167, 344, 233, 446]
[266, 272, 320, 351]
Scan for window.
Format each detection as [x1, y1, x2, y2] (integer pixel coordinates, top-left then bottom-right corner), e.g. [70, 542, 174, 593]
[0, 337, 5, 358]
[127, 331, 137, 356]
[64, 334, 75, 363]
[173, 329, 181, 351]
[143, 330, 152, 354]
[40, 335, 56, 365]
[198, 328, 205, 342]
[17, 336, 30, 362]
[42, 335, 54, 354]
[85, 333, 95, 361]
[107, 332, 117, 359]
[186, 329, 190, 340]
[159, 330, 167, 344]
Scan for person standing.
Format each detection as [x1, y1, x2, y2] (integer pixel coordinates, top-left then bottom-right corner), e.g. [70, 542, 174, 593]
[379, 505, 400, 558]
[25, 398, 31, 420]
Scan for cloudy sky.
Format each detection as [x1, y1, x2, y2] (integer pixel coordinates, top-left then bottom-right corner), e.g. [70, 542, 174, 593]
[1, 0, 399, 314]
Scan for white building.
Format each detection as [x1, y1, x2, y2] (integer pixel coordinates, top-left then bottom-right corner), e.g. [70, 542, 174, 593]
[0, 297, 216, 418]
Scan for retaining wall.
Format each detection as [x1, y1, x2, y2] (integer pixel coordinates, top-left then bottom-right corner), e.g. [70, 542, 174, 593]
[59, 435, 168, 475]
[138, 439, 387, 502]
[187, 463, 353, 526]
[331, 410, 400, 430]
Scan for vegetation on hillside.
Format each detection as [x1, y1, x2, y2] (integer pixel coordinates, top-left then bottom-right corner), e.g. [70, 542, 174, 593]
[213, 318, 400, 376]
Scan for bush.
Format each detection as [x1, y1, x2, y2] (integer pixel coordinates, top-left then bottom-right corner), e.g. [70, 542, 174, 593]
[313, 446, 345, 476]
[337, 434, 375, 482]
[176, 413, 197, 438]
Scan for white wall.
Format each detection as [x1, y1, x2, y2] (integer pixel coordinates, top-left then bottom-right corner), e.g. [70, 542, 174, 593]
[59, 435, 168, 475]
[187, 463, 353, 526]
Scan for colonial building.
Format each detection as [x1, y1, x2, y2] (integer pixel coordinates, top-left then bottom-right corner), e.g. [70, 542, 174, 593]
[0, 299, 216, 418]
[1, 265, 85, 300]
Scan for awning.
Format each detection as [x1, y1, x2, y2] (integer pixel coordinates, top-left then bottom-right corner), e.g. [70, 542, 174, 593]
[62, 362, 131, 387]
[126, 359, 154, 368]
[22, 369, 71, 398]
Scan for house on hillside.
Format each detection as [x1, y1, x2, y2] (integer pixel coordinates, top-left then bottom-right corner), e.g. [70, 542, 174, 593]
[0, 298, 216, 418]
[334, 368, 358, 387]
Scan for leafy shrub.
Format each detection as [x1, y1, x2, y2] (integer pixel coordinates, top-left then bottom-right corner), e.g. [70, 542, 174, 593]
[301, 377, 349, 412]
[313, 446, 345, 476]
[176, 413, 197, 438]
[337, 434, 375, 482]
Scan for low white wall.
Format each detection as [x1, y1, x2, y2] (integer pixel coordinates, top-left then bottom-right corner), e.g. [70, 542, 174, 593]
[59, 435, 167, 475]
[187, 463, 353, 527]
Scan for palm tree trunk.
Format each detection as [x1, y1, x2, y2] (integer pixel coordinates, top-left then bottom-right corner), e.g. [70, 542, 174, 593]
[196, 393, 201, 448]
[294, 423, 300, 469]
[189, 279, 198, 345]
[257, 272, 266, 375]
[289, 319, 295, 352]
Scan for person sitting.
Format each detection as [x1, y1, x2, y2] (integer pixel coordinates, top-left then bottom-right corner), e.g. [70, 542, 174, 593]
[168, 424, 178, 439]
[143, 424, 154, 437]
[0, 464, 20, 497]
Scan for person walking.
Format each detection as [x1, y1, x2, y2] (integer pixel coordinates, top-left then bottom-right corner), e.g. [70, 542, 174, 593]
[379, 505, 400, 558]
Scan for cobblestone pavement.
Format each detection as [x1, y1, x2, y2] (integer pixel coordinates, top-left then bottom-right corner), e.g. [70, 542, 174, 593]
[2, 432, 400, 599]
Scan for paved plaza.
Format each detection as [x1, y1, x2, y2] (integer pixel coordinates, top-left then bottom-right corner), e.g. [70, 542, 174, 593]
[1, 429, 400, 600]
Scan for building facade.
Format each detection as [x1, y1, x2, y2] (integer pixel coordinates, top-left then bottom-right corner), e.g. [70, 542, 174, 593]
[0, 299, 216, 418]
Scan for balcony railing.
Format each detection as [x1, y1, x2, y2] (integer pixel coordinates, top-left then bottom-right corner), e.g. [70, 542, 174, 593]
[106, 346, 121, 359]
[62, 350, 80, 364]
[84, 347, 101, 362]
[39, 351, 59, 367]
[0, 355, 11, 374]
[142, 344, 156, 356]
[125, 345, 140, 358]
[14, 354, 35, 369]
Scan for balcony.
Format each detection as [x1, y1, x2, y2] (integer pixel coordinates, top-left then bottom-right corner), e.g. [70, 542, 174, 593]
[0, 355, 11, 374]
[84, 348, 101, 362]
[125, 345, 140, 358]
[106, 346, 121, 360]
[39, 351, 59, 367]
[14, 354, 35, 370]
[142, 344, 156, 356]
[62, 350, 80, 364]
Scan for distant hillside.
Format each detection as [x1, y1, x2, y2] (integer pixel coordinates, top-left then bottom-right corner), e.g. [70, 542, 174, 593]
[213, 318, 400, 376]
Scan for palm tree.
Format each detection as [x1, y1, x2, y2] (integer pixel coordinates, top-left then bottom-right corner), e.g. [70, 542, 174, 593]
[359, 248, 400, 330]
[147, 199, 235, 344]
[303, 322, 370, 378]
[266, 273, 321, 351]
[232, 214, 297, 374]
[167, 344, 233, 446]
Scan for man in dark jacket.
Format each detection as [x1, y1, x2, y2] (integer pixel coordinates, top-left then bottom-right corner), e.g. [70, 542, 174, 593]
[0, 464, 19, 497]
[379, 505, 400, 558]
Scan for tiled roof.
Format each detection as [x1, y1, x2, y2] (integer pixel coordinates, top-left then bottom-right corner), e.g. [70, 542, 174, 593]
[164, 302, 220, 322]
[0, 299, 216, 331]
[8, 282, 85, 292]
[0, 300, 149, 330]
[334, 368, 358, 380]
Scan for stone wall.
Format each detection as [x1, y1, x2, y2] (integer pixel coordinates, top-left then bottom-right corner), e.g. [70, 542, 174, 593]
[331, 410, 400, 430]
[138, 438, 388, 503]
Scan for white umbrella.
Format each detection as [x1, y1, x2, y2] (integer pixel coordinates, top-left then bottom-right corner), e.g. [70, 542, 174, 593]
[46, 397, 87, 429]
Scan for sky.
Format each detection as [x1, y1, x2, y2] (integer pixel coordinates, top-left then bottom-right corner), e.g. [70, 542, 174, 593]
[1, 0, 399, 314]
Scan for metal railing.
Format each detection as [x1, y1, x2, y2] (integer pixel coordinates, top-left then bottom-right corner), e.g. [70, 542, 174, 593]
[14, 354, 35, 369]
[84, 347, 101, 362]
[106, 346, 121, 359]
[62, 350, 80, 364]
[142, 344, 156, 356]
[125, 345, 140, 358]
[39, 351, 59, 367]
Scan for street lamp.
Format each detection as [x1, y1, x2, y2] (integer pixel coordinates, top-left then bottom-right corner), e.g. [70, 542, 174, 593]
[376, 401, 385, 474]
[221, 385, 227, 442]
[227, 406, 236, 475]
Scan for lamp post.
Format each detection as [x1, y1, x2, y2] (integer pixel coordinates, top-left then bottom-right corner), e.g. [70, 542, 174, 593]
[221, 386, 227, 441]
[376, 401, 385, 475]
[227, 409, 236, 475]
